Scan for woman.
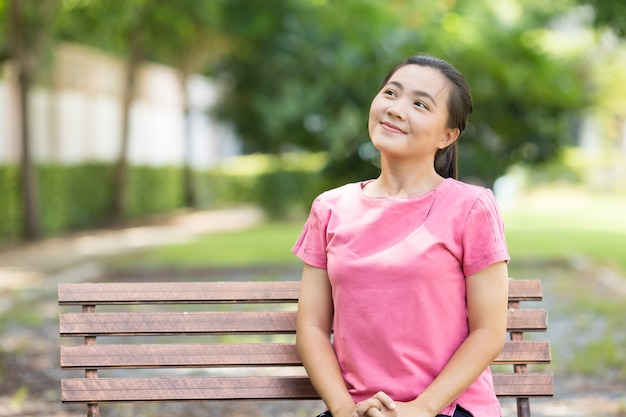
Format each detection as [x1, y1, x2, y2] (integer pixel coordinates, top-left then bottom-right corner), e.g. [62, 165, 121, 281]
[293, 55, 510, 417]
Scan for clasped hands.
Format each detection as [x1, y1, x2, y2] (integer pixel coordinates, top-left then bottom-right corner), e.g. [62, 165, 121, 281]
[352, 391, 433, 417]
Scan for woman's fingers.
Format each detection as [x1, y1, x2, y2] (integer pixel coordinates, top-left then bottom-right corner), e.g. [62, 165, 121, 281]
[354, 392, 396, 417]
[372, 391, 396, 410]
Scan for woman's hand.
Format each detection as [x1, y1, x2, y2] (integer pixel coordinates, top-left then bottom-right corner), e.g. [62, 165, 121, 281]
[354, 391, 395, 417]
[354, 393, 439, 417]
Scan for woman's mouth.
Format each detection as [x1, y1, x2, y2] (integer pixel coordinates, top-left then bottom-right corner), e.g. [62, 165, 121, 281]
[381, 121, 405, 134]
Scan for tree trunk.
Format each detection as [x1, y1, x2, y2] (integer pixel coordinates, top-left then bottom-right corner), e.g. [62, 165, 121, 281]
[180, 73, 196, 208]
[9, 0, 41, 240]
[112, 40, 142, 224]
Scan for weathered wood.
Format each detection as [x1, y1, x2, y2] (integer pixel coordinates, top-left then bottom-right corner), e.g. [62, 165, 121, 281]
[59, 309, 545, 337]
[494, 341, 551, 364]
[60, 343, 303, 368]
[58, 281, 301, 305]
[507, 279, 543, 302]
[58, 279, 553, 417]
[61, 376, 320, 402]
[60, 373, 552, 403]
[492, 374, 554, 397]
[60, 311, 297, 336]
[61, 340, 551, 369]
[58, 279, 540, 305]
[61, 340, 550, 369]
[506, 309, 548, 332]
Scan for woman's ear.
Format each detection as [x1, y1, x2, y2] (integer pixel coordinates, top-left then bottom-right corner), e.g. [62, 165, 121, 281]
[438, 128, 460, 149]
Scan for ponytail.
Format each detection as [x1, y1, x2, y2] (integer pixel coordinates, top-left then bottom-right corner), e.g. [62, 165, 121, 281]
[434, 143, 458, 179]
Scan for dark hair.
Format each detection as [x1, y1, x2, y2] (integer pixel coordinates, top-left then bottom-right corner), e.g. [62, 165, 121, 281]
[381, 55, 473, 179]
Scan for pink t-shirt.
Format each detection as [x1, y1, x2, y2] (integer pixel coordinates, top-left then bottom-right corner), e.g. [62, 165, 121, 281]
[292, 178, 510, 416]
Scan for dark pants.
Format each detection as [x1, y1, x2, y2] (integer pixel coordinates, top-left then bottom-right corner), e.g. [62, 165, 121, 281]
[317, 404, 473, 417]
[437, 405, 473, 417]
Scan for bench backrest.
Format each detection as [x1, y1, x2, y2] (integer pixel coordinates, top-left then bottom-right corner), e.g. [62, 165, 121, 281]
[58, 279, 553, 417]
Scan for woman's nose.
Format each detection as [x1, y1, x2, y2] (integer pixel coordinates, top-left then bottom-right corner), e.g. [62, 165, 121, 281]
[386, 102, 407, 119]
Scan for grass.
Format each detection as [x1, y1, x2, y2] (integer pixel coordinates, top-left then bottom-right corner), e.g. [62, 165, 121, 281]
[109, 222, 304, 269]
[502, 189, 626, 273]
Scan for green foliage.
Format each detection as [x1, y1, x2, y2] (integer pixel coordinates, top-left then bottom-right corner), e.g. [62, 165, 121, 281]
[196, 153, 329, 219]
[38, 164, 113, 234]
[195, 170, 257, 209]
[56, 0, 230, 71]
[126, 166, 185, 219]
[0, 164, 190, 243]
[254, 168, 326, 220]
[213, 0, 589, 186]
[0, 165, 23, 242]
[0, 155, 328, 243]
[582, 0, 626, 38]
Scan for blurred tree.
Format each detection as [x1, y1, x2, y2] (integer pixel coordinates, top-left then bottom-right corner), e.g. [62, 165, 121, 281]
[213, 0, 588, 186]
[5, 0, 60, 239]
[56, 0, 155, 224]
[439, 0, 587, 183]
[57, 0, 232, 213]
[142, 0, 231, 208]
[582, 0, 626, 38]
[213, 0, 402, 183]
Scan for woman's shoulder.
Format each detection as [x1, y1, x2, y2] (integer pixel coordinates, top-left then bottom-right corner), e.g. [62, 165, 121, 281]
[443, 178, 494, 199]
[438, 178, 499, 212]
[314, 181, 363, 203]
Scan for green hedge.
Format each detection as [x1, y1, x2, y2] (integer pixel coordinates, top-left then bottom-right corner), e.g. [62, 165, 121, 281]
[195, 168, 327, 220]
[38, 164, 114, 234]
[126, 166, 185, 218]
[0, 164, 187, 243]
[0, 165, 23, 242]
[0, 156, 329, 244]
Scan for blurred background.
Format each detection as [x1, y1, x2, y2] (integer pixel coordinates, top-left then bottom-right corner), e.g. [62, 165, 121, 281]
[0, 0, 625, 416]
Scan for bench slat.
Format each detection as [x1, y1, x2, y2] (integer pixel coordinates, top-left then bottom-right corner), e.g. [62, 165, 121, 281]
[507, 279, 542, 302]
[59, 309, 546, 337]
[61, 376, 320, 402]
[506, 309, 547, 332]
[60, 311, 297, 336]
[60, 373, 553, 403]
[58, 279, 541, 305]
[58, 281, 301, 305]
[60, 343, 303, 368]
[60, 340, 550, 369]
[494, 341, 551, 364]
[492, 373, 554, 397]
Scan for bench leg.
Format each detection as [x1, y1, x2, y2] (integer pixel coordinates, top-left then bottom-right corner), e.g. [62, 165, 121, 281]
[87, 403, 99, 417]
[516, 397, 530, 417]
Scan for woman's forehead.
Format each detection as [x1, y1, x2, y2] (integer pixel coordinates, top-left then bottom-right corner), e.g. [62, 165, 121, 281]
[386, 64, 450, 99]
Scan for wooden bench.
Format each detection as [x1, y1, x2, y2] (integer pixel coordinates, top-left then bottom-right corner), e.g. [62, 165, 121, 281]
[58, 279, 553, 417]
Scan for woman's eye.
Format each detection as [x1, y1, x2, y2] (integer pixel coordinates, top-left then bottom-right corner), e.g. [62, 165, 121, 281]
[384, 89, 396, 97]
[415, 101, 428, 109]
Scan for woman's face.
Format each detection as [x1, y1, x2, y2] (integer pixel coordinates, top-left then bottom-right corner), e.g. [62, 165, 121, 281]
[368, 64, 459, 163]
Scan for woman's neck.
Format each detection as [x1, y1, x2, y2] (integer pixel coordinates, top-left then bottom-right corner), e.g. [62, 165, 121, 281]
[365, 168, 445, 198]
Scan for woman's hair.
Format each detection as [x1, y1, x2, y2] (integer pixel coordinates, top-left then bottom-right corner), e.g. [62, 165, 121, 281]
[381, 55, 473, 179]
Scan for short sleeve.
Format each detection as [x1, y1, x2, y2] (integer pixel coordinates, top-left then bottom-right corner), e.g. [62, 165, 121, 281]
[462, 190, 510, 277]
[292, 197, 329, 269]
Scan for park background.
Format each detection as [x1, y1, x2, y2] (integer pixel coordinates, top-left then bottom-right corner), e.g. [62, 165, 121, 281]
[1, 0, 625, 416]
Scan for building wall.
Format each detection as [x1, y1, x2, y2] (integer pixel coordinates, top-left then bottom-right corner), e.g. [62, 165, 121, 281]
[0, 42, 240, 168]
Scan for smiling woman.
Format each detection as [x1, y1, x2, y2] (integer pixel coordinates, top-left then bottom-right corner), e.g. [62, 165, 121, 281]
[293, 55, 511, 417]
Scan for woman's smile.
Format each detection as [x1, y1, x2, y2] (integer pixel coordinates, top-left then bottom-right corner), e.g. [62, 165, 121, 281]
[381, 121, 406, 134]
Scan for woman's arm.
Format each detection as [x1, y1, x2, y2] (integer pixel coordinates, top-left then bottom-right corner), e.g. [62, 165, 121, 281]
[357, 261, 509, 417]
[296, 263, 357, 417]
